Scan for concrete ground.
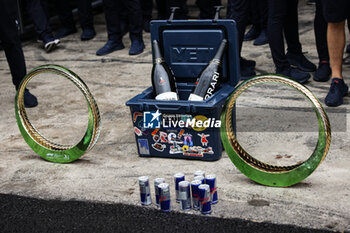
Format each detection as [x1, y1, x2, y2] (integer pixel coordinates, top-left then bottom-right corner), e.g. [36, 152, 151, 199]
[0, 1, 349, 232]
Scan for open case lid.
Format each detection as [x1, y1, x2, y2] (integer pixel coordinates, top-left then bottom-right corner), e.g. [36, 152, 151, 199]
[150, 19, 240, 87]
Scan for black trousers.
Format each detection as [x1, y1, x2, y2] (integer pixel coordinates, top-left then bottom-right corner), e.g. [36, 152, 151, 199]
[0, 0, 26, 89]
[155, 0, 188, 19]
[55, 0, 94, 30]
[196, 0, 221, 19]
[314, 0, 328, 62]
[141, 0, 153, 21]
[26, 0, 53, 40]
[250, 0, 268, 29]
[103, 0, 143, 41]
[267, 0, 302, 70]
[227, 0, 250, 57]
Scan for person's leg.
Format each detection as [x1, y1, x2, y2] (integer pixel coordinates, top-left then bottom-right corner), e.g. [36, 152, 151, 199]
[267, 0, 310, 83]
[267, 0, 289, 71]
[55, 0, 76, 30]
[253, 0, 268, 45]
[78, 0, 94, 30]
[313, 0, 330, 81]
[96, 0, 125, 55]
[284, 0, 316, 72]
[141, 0, 153, 32]
[25, 0, 52, 40]
[315, 0, 329, 62]
[79, 0, 96, 40]
[323, 0, 349, 106]
[155, 0, 168, 19]
[227, 0, 255, 79]
[328, 21, 345, 78]
[196, 0, 221, 19]
[244, 0, 261, 41]
[124, 0, 144, 55]
[284, 0, 302, 55]
[169, 0, 188, 19]
[0, 0, 37, 107]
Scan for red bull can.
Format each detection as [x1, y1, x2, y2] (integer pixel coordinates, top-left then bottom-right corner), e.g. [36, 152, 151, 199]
[179, 181, 191, 211]
[158, 183, 171, 213]
[198, 184, 211, 215]
[194, 170, 205, 178]
[194, 175, 205, 184]
[174, 172, 185, 202]
[205, 174, 218, 204]
[191, 179, 202, 210]
[138, 176, 152, 205]
[154, 178, 165, 207]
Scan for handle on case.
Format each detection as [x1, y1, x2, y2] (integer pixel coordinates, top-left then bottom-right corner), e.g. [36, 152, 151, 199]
[155, 104, 182, 112]
[213, 6, 224, 21]
[168, 7, 180, 22]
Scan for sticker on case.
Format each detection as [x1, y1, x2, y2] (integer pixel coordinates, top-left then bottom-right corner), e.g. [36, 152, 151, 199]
[133, 112, 143, 123]
[198, 133, 210, 147]
[138, 139, 150, 155]
[134, 127, 143, 136]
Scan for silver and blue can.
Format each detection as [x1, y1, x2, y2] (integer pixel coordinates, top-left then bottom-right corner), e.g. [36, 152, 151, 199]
[205, 174, 218, 204]
[194, 170, 205, 178]
[198, 184, 211, 215]
[191, 179, 202, 210]
[158, 183, 171, 213]
[174, 172, 185, 202]
[194, 175, 205, 184]
[179, 181, 191, 211]
[154, 178, 165, 207]
[138, 176, 151, 205]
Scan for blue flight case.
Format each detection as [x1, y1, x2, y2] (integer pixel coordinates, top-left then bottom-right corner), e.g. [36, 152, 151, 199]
[126, 18, 239, 161]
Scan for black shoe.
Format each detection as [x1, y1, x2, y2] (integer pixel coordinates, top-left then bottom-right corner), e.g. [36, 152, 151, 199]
[276, 67, 311, 84]
[81, 28, 96, 41]
[43, 35, 60, 53]
[314, 61, 331, 82]
[253, 29, 268, 46]
[96, 40, 125, 56]
[129, 39, 145, 55]
[286, 52, 316, 72]
[240, 65, 256, 80]
[244, 25, 260, 41]
[24, 89, 38, 108]
[325, 78, 348, 107]
[55, 27, 77, 39]
[240, 57, 256, 68]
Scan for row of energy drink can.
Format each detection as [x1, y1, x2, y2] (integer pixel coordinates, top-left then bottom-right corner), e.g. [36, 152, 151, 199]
[138, 170, 218, 215]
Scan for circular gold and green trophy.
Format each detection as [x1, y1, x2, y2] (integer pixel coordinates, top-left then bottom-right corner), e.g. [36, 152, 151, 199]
[15, 65, 101, 163]
[221, 75, 331, 187]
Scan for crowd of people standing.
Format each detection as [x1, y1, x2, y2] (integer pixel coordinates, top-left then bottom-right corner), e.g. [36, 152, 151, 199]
[0, 0, 349, 107]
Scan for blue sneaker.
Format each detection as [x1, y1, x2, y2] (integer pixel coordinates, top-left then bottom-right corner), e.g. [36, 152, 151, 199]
[81, 28, 96, 41]
[325, 78, 348, 107]
[314, 61, 331, 82]
[96, 40, 125, 56]
[276, 67, 311, 84]
[286, 52, 316, 72]
[24, 89, 38, 108]
[129, 39, 145, 55]
[253, 29, 268, 46]
[244, 25, 260, 41]
[43, 35, 60, 53]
